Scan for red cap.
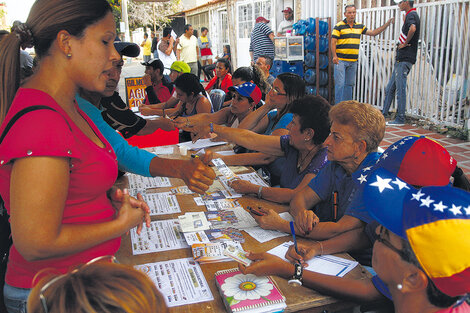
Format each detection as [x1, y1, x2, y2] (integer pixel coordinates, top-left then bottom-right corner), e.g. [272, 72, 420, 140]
[255, 16, 270, 23]
[282, 7, 293, 13]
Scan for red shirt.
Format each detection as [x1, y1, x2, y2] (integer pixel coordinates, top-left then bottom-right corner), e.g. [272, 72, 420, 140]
[0, 88, 120, 288]
[205, 73, 233, 94]
[144, 82, 172, 105]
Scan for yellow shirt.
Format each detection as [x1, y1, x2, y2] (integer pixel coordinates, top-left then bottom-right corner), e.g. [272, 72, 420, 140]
[332, 19, 367, 61]
[142, 38, 151, 56]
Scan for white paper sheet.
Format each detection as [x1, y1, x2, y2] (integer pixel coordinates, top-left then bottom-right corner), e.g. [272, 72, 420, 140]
[204, 199, 240, 211]
[127, 174, 172, 189]
[268, 242, 358, 277]
[236, 172, 270, 187]
[216, 150, 236, 156]
[178, 212, 211, 232]
[243, 212, 294, 243]
[130, 219, 188, 255]
[135, 258, 214, 307]
[140, 192, 181, 216]
[170, 186, 193, 195]
[153, 146, 174, 155]
[231, 207, 258, 229]
[177, 138, 227, 150]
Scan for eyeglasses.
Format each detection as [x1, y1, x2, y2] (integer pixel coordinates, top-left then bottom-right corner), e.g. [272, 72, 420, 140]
[39, 255, 117, 313]
[270, 87, 287, 96]
[376, 225, 408, 260]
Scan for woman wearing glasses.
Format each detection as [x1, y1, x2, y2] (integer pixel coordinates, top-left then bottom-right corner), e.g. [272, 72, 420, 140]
[0, 1, 150, 311]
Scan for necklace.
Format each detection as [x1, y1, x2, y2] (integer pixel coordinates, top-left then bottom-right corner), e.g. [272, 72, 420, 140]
[297, 146, 317, 172]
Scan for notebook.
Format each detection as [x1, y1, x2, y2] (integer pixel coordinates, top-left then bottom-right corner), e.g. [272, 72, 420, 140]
[215, 268, 286, 313]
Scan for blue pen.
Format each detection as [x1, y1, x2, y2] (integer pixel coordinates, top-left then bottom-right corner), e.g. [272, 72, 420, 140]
[289, 221, 299, 255]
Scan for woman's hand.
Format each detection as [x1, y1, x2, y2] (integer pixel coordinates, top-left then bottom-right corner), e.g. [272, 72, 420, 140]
[239, 252, 294, 278]
[111, 188, 151, 235]
[229, 179, 257, 195]
[285, 241, 321, 267]
[294, 209, 319, 236]
[250, 207, 288, 231]
[139, 106, 156, 116]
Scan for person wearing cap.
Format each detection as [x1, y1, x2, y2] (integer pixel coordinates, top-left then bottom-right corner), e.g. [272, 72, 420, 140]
[277, 7, 294, 37]
[176, 24, 199, 76]
[141, 58, 172, 105]
[250, 16, 275, 63]
[238, 172, 470, 312]
[76, 40, 216, 194]
[332, 5, 394, 104]
[382, 0, 420, 126]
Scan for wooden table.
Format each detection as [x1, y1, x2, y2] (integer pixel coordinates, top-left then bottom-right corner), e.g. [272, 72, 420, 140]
[115, 144, 369, 313]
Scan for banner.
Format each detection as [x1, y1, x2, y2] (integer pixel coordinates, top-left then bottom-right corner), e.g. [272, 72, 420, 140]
[125, 76, 146, 108]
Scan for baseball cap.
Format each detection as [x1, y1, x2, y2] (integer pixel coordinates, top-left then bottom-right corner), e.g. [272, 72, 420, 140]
[170, 61, 191, 74]
[228, 82, 262, 105]
[356, 136, 457, 188]
[114, 37, 140, 58]
[394, 0, 413, 3]
[141, 58, 164, 74]
[364, 168, 470, 297]
[282, 7, 293, 13]
[255, 16, 270, 23]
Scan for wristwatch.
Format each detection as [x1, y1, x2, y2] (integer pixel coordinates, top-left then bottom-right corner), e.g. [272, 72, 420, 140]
[288, 263, 303, 286]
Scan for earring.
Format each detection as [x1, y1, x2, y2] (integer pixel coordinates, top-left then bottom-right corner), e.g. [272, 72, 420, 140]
[304, 138, 309, 141]
[67, 53, 72, 58]
[397, 284, 403, 290]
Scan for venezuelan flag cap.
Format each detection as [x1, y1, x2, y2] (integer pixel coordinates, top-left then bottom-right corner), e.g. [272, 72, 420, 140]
[355, 136, 457, 188]
[365, 167, 470, 297]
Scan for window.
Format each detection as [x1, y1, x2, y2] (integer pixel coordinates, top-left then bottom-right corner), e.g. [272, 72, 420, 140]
[237, 0, 272, 39]
[187, 12, 209, 36]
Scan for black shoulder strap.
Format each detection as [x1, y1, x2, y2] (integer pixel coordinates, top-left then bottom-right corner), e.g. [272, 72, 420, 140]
[0, 105, 57, 144]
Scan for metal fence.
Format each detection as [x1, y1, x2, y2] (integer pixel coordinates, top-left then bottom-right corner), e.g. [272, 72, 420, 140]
[356, 0, 470, 128]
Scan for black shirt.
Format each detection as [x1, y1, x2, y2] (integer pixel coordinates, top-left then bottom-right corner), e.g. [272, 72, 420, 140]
[397, 10, 420, 64]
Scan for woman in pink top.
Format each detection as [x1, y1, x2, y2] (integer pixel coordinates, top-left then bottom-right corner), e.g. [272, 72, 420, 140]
[0, 0, 150, 311]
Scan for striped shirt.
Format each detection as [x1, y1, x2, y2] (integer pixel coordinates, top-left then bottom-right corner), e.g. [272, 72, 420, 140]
[249, 22, 275, 60]
[332, 19, 367, 61]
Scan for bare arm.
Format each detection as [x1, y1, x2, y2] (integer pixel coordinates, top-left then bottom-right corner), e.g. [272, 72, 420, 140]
[196, 97, 212, 114]
[398, 24, 417, 49]
[331, 38, 339, 64]
[238, 102, 274, 131]
[365, 18, 394, 36]
[220, 152, 279, 166]
[10, 157, 145, 261]
[302, 215, 366, 240]
[136, 118, 175, 135]
[269, 32, 275, 42]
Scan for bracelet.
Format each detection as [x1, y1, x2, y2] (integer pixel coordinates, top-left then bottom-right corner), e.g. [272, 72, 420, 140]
[257, 186, 263, 199]
[162, 108, 165, 117]
[209, 122, 214, 133]
[316, 240, 324, 256]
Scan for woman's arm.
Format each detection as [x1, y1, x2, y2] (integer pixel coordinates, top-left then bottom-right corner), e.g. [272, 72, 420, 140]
[10, 157, 146, 261]
[220, 152, 279, 166]
[196, 96, 214, 114]
[238, 101, 276, 130]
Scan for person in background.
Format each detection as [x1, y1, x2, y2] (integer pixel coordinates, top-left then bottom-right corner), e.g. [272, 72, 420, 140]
[205, 58, 232, 94]
[332, 4, 394, 104]
[277, 7, 294, 36]
[382, 0, 420, 126]
[140, 32, 152, 63]
[27, 257, 168, 313]
[157, 27, 177, 76]
[150, 31, 158, 60]
[0, 1, 150, 311]
[177, 24, 199, 76]
[250, 17, 275, 63]
[198, 27, 213, 81]
[231, 65, 270, 98]
[202, 44, 231, 80]
[256, 55, 275, 86]
[141, 58, 172, 105]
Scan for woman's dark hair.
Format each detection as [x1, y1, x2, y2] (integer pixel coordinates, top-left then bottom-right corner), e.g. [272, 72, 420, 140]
[216, 58, 231, 74]
[273, 73, 306, 123]
[201, 27, 208, 33]
[174, 73, 207, 98]
[290, 95, 331, 145]
[0, 0, 112, 123]
[452, 167, 470, 191]
[232, 66, 269, 95]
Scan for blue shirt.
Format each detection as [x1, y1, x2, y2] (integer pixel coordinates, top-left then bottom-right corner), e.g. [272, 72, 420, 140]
[76, 95, 154, 177]
[279, 135, 328, 189]
[307, 152, 381, 222]
[264, 110, 293, 135]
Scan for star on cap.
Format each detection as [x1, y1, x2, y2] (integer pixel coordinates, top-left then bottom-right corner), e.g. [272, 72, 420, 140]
[391, 145, 398, 151]
[433, 201, 448, 213]
[464, 205, 470, 215]
[420, 195, 435, 208]
[381, 152, 389, 160]
[449, 204, 462, 215]
[399, 141, 405, 145]
[370, 175, 394, 193]
[392, 178, 409, 190]
[357, 174, 367, 184]
[411, 190, 425, 201]
[362, 166, 372, 172]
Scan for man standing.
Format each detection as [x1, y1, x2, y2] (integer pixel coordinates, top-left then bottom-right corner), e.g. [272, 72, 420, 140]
[256, 55, 275, 86]
[250, 17, 275, 63]
[383, 0, 420, 126]
[277, 7, 294, 36]
[332, 5, 394, 104]
[158, 27, 177, 76]
[141, 33, 152, 63]
[141, 59, 172, 105]
[150, 31, 158, 59]
[177, 24, 199, 76]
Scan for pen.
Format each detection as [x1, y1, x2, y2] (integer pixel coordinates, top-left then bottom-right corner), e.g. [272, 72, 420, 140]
[289, 221, 299, 255]
[333, 191, 338, 222]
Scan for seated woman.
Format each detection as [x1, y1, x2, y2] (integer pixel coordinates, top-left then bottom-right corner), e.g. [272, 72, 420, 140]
[205, 58, 233, 111]
[27, 257, 167, 313]
[185, 95, 330, 204]
[174, 82, 262, 131]
[226, 65, 270, 108]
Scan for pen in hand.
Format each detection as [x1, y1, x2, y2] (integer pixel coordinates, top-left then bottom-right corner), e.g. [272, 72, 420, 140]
[290, 221, 300, 255]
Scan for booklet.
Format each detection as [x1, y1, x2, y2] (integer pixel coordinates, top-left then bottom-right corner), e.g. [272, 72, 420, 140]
[191, 241, 243, 263]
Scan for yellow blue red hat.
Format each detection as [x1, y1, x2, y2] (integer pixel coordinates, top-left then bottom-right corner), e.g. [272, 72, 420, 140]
[365, 167, 470, 297]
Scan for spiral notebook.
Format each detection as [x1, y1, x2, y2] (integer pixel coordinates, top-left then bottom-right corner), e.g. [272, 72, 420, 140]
[215, 268, 286, 313]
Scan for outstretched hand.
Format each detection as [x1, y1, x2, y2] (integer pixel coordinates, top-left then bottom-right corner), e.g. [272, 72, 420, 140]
[238, 251, 294, 278]
[180, 152, 216, 194]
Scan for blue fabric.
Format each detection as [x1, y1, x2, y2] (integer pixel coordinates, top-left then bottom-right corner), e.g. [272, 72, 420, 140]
[372, 275, 393, 301]
[264, 110, 293, 135]
[76, 95, 154, 177]
[3, 283, 30, 313]
[279, 135, 328, 189]
[334, 60, 358, 104]
[382, 61, 413, 123]
[307, 152, 381, 222]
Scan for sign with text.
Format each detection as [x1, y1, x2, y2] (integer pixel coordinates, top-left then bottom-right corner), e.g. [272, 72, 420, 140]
[125, 76, 146, 108]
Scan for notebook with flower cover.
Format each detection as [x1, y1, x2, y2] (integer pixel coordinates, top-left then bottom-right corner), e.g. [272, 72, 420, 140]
[215, 268, 286, 313]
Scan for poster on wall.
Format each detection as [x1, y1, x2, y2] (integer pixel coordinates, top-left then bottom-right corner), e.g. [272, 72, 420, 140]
[125, 76, 146, 108]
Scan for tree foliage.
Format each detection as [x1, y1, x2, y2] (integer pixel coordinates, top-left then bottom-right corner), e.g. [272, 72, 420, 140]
[128, 0, 181, 32]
